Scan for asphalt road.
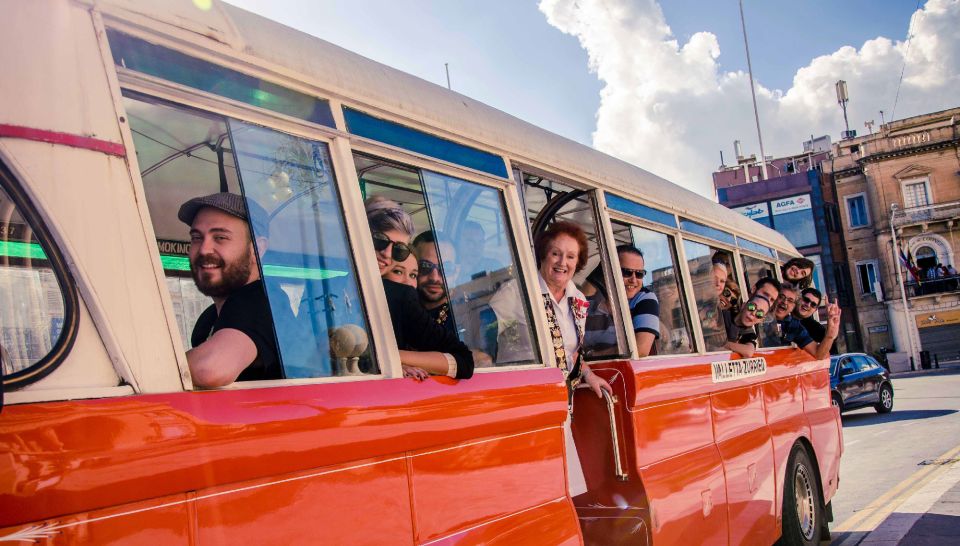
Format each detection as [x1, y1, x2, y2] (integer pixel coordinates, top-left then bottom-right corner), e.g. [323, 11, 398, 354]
[829, 369, 960, 544]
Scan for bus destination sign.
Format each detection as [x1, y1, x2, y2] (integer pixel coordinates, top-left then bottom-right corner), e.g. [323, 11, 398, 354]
[711, 357, 767, 383]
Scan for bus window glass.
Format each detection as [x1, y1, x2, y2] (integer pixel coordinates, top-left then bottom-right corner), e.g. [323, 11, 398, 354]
[0, 181, 68, 382]
[421, 171, 537, 365]
[742, 255, 776, 291]
[683, 240, 738, 352]
[229, 120, 372, 377]
[357, 155, 538, 367]
[124, 93, 239, 348]
[520, 173, 628, 360]
[629, 224, 694, 355]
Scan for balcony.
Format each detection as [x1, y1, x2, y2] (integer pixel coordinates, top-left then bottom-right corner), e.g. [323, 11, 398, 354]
[892, 201, 960, 229]
[904, 275, 960, 298]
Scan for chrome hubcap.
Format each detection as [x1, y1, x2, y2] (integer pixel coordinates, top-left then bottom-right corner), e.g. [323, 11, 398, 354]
[882, 389, 892, 408]
[794, 464, 816, 540]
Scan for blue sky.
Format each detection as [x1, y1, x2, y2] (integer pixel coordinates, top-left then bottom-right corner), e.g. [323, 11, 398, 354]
[226, 0, 957, 196]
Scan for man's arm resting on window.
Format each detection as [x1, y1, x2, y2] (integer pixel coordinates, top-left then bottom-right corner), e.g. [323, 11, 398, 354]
[186, 328, 258, 388]
[635, 331, 656, 357]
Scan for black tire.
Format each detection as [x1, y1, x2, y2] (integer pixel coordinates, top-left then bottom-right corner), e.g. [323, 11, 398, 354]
[777, 445, 824, 546]
[831, 393, 843, 414]
[875, 384, 894, 414]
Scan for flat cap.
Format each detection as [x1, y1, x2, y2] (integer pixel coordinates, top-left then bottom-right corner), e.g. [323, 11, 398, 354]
[178, 192, 269, 235]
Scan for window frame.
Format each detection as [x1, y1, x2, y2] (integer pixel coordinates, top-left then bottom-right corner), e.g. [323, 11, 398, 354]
[0, 159, 81, 391]
[844, 192, 871, 229]
[900, 177, 932, 210]
[855, 260, 880, 296]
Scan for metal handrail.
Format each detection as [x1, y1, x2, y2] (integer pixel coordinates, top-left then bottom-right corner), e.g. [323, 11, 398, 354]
[601, 389, 629, 481]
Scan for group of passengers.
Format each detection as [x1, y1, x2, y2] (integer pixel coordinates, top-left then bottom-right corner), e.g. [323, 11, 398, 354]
[177, 191, 838, 392]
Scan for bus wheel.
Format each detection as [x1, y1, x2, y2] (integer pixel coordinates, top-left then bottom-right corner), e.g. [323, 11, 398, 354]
[778, 445, 823, 546]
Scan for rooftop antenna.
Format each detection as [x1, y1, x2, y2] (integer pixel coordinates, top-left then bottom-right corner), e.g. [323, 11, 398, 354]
[444, 63, 451, 90]
[836, 80, 855, 139]
[738, 0, 768, 181]
[865, 120, 875, 135]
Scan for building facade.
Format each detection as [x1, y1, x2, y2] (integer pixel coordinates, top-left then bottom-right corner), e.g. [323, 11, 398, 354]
[714, 142, 862, 353]
[823, 107, 960, 367]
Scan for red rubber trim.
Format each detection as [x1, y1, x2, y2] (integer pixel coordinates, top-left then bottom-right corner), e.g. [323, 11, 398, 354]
[0, 123, 126, 157]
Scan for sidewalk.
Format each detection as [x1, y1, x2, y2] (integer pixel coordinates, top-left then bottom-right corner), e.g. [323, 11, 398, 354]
[890, 360, 960, 379]
[845, 458, 960, 545]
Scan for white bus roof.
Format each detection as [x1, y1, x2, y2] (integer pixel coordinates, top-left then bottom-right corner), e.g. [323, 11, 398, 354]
[98, 0, 796, 256]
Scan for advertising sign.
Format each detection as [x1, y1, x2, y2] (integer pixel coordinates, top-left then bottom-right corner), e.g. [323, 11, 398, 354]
[915, 309, 960, 329]
[771, 194, 812, 215]
[733, 203, 769, 220]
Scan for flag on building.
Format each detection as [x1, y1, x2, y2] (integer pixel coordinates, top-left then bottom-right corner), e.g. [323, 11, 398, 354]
[899, 244, 921, 283]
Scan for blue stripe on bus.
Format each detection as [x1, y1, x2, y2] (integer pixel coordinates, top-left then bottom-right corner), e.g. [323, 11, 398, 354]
[679, 218, 736, 246]
[106, 30, 335, 128]
[605, 194, 677, 228]
[342, 107, 507, 178]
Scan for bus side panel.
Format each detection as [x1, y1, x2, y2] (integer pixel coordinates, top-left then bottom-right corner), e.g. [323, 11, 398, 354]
[409, 427, 569, 543]
[0, 494, 190, 545]
[194, 456, 412, 545]
[0, 370, 568, 532]
[638, 446, 728, 545]
[711, 384, 778, 545]
[425, 498, 580, 546]
[763, 372, 807, 526]
[631, 395, 714, 468]
[801, 368, 842, 503]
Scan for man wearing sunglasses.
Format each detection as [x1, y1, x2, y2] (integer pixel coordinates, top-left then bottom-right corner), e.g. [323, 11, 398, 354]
[723, 294, 770, 358]
[792, 287, 839, 355]
[770, 283, 840, 360]
[412, 231, 458, 333]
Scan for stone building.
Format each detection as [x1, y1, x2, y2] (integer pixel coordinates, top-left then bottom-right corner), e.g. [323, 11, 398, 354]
[823, 107, 960, 367]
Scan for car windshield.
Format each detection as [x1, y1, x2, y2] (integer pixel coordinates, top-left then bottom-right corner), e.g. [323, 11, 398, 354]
[829, 357, 839, 376]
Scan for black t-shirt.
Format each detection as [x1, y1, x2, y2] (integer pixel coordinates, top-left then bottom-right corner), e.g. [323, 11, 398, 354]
[383, 279, 474, 379]
[191, 279, 283, 382]
[722, 309, 759, 347]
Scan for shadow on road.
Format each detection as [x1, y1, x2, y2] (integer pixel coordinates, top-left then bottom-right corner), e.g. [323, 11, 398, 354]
[841, 409, 958, 427]
[900, 513, 960, 542]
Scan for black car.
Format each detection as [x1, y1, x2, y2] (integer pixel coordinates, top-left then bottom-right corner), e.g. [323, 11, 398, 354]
[830, 353, 894, 414]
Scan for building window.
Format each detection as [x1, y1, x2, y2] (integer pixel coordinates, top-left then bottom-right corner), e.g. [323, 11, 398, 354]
[845, 193, 870, 228]
[856, 261, 879, 295]
[824, 202, 841, 232]
[902, 178, 931, 209]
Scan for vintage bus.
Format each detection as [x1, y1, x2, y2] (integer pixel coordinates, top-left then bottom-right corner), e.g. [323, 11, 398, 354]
[0, 1, 842, 544]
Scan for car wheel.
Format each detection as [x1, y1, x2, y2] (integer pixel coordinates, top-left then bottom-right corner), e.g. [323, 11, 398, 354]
[831, 393, 843, 413]
[777, 444, 824, 546]
[875, 384, 893, 414]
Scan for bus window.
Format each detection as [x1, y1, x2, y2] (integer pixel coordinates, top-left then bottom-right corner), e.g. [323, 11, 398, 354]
[518, 172, 628, 360]
[742, 255, 776, 292]
[229, 121, 372, 377]
[126, 92, 372, 381]
[683, 240, 739, 352]
[0, 167, 75, 388]
[628, 224, 694, 355]
[356, 154, 538, 367]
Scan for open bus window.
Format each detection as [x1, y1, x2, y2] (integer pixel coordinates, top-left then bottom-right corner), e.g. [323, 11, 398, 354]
[126, 92, 372, 382]
[355, 154, 537, 366]
[683, 240, 740, 352]
[626, 223, 694, 355]
[0, 173, 74, 388]
[742, 254, 776, 291]
[518, 171, 629, 361]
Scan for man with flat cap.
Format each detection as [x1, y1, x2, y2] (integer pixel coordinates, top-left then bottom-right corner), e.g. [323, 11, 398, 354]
[178, 192, 282, 387]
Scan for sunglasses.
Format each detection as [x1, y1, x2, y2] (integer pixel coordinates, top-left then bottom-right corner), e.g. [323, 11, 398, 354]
[745, 302, 766, 319]
[372, 232, 412, 262]
[800, 296, 820, 307]
[418, 259, 441, 276]
[722, 288, 737, 298]
[621, 267, 647, 279]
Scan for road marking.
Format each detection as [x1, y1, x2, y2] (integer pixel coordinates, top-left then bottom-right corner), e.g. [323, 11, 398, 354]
[832, 442, 960, 541]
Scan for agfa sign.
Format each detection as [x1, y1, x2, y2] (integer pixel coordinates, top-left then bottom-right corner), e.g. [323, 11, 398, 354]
[771, 194, 812, 215]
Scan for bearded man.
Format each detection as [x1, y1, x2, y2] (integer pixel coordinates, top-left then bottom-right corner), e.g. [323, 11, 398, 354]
[178, 193, 281, 387]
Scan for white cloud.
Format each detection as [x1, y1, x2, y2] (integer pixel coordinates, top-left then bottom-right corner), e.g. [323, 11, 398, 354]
[539, 0, 960, 198]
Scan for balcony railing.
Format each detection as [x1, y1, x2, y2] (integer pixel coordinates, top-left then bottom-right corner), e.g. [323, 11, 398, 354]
[892, 201, 960, 228]
[904, 275, 960, 298]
